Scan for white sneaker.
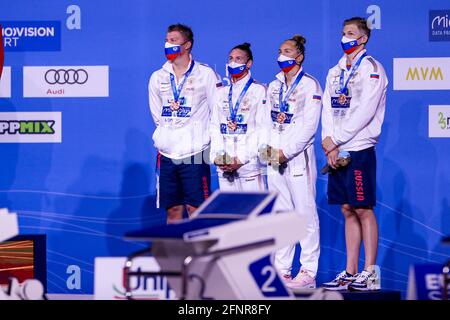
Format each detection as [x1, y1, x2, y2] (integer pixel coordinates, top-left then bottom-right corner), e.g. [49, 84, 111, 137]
[285, 270, 316, 289]
[281, 273, 292, 283]
[348, 270, 380, 291]
[322, 270, 357, 291]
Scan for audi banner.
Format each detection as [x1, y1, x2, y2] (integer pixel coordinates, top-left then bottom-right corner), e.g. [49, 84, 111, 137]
[23, 66, 109, 97]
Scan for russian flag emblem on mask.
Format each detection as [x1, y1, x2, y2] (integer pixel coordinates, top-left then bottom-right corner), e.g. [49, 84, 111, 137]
[165, 42, 181, 60]
[277, 54, 297, 73]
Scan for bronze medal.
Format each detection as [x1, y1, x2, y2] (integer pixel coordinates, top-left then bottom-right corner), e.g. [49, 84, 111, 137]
[170, 100, 180, 111]
[338, 94, 347, 106]
[227, 120, 237, 132]
[277, 112, 286, 124]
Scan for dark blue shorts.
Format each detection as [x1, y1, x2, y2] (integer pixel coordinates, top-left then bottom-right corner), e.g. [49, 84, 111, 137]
[157, 149, 211, 210]
[327, 146, 376, 207]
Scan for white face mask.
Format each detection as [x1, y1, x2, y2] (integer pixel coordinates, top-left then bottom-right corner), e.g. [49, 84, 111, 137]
[277, 54, 297, 73]
[227, 61, 246, 69]
[341, 35, 363, 54]
[277, 54, 295, 62]
[164, 42, 182, 60]
[165, 41, 179, 48]
[227, 61, 247, 78]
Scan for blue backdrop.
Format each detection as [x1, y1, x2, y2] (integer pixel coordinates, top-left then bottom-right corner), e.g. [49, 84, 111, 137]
[0, 0, 449, 296]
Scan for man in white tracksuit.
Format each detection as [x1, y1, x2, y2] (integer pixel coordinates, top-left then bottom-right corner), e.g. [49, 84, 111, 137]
[149, 24, 222, 223]
[262, 35, 322, 289]
[321, 17, 388, 292]
[211, 43, 268, 191]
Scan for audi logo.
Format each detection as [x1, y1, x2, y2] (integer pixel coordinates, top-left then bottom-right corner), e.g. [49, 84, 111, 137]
[44, 69, 89, 85]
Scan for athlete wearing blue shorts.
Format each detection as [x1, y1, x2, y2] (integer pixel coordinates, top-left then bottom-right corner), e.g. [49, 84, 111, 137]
[149, 24, 222, 223]
[321, 17, 388, 291]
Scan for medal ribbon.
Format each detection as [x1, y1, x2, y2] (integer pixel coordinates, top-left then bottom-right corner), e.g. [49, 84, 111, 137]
[228, 77, 254, 123]
[279, 70, 305, 113]
[339, 53, 367, 95]
[170, 60, 195, 103]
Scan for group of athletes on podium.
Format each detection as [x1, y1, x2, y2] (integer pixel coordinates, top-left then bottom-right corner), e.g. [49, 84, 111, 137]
[148, 17, 388, 291]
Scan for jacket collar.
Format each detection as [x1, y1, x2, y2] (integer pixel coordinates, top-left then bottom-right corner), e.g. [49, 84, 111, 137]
[275, 66, 304, 86]
[338, 48, 367, 70]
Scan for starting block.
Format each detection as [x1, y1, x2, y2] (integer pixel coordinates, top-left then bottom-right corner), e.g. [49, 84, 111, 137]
[124, 191, 312, 300]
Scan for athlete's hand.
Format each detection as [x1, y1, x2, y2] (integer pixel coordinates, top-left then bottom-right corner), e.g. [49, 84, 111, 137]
[327, 149, 339, 169]
[218, 164, 231, 172]
[228, 157, 244, 172]
[322, 136, 338, 155]
[267, 148, 287, 166]
[278, 150, 288, 164]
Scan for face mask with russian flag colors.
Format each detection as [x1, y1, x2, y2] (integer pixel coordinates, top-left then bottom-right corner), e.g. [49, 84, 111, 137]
[164, 42, 181, 60]
[277, 54, 297, 73]
[227, 61, 247, 78]
[341, 36, 363, 54]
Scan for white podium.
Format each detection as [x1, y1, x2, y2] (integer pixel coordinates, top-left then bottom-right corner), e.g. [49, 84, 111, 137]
[123, 191, 308, 300]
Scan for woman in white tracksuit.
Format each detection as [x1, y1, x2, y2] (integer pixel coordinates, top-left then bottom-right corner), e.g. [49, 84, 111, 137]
[262, 35, 322, 289]
[210, 43, 268, 191]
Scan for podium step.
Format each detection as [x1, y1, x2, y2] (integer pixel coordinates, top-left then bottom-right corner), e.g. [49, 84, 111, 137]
[340, 290, 401, 300]
[293, 289, 402, 300]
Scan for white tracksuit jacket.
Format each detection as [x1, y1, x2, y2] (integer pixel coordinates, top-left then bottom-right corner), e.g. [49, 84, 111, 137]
[148, 58, 222, 159]
[321, 49, 388, 152]
[210, 71, 269, 182]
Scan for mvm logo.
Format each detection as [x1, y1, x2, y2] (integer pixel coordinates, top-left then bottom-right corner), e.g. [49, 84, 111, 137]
[406, 67, 444, 81]
[394, 58, 450, 90]
[0, 120, 55, 134]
